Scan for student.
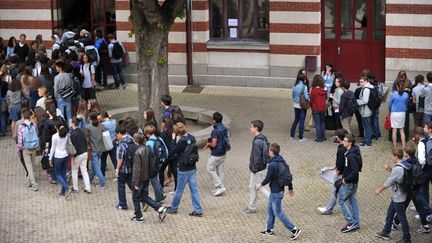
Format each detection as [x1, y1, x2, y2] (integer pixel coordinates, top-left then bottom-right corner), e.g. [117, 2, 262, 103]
[35, 86, 48, 110]
[256, 143, 302, 241]
[419, 72, 432, 124]
[100, 111, 117, 177]
[54, 61, 74, 125]
[244, 120, 270, 213]
[412, 74, 426, 128]
[167, 122, 203, 216]
[115, 126, 134, 210]
[70, 117, 91, 193]
[6, 79, 22, 137]
[356, 76, 373, 147]
[368, 72, 383, 140]
[375, 147, 411, 242]
[79, 54, 96, 101]
[161, 95, 173, 123]
[339, 80, 355, 134]
[108, 34, 126, 89]
[417, 122, 432, 227]
[337, 134, 361, 233]
[310, 75, 327, 142]
[318, 128, 348, 215]
[86, 111, 106, 189]
[14, 34, 29, 63]
[389, 82, 409, 148]
[49, 121, 71, 197]
[131, 133, 168, 222]
[290, 72, 309, 141]
[204, 112, 229, 196]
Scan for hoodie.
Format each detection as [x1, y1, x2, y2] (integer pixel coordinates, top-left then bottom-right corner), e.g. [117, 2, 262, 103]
[384, 162, 408, 203]
[310, 87, 327, 112]
[339, 90, 355, 119]
[261, 155, 292, 192]
[419, 83, 432, 115]
[357, 83, 374, 117]
[249, 133, 268, 173]
[342, 145, 361, 184]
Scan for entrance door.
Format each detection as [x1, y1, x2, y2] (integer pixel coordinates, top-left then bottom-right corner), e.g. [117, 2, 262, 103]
[321, 0, 385, 82]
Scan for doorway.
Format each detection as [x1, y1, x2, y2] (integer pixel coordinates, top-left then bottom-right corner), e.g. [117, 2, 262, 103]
[321, 0, 385, 81]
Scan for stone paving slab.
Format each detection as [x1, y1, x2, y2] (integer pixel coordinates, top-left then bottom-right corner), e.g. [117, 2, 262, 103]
[0, 84, 431, 243]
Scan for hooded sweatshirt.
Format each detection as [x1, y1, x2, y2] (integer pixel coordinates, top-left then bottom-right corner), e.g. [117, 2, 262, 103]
[420, 83, 432, 115]
[384, 162, 408, 203]
[342, 145, 361, 184]
[249, 133, 268, 173]
[357, 82, 374, 117]
[261, 155, 293, 192]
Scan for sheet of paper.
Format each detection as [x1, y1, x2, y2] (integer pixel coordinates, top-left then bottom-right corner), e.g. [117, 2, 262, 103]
[228, 19, 238, 26]
[320, 167, 336, 184]
[229, 28, 237, 38]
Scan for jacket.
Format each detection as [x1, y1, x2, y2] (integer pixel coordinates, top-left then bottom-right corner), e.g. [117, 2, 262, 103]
[249, 133, 267, 173]
[388, 91, 409, 113]
[54, 72, 73, 100]
[133, 144, 150, 187]
[420, 84, 432, 115]
[339, 90, 355, 119]
[261, 155, 293, 192]
[172, 134, 197, 172]
[210, 122, 227, 156]
[342, 145, 361, 184]
[292, 82, 309, 105]
[335, 144, 347, 173]
[70, 127, 88, 156]
[384, 163, 407, 203]
[357, 83, 374, 117]
[310, 87, 327, 112]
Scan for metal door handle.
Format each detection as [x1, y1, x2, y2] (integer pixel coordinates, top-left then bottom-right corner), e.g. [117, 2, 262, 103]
[337, 47, 341, 55]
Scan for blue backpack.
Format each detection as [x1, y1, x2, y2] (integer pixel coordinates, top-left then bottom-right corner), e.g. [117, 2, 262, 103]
[149, 136, 169, 167]
[22, 123, 40, 150]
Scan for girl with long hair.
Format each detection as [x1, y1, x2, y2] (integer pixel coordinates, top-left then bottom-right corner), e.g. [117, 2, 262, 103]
[49, 120, 71, 197]
[388, 82, 409, 148]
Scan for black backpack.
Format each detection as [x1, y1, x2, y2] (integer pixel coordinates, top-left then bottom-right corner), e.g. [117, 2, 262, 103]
[364, 87, 381, 110]
[149, 137, 169, 167]
[347, 92, 359, 113]
[278, 160, 293, 187]
[217, 127, 231, 152]
[112, 42, 124, 59]
[124, 141, 138, 173]
[85, 48, 98, 64]
[255, 135, 271, 165]
[182, 135, 199, 166]
[147, 144, 160, 178]
[98, 40, 109, 58]
[397, 164, 415, 193]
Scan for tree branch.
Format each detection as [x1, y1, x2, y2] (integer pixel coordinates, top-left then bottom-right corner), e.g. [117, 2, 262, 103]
[161, 0, 186, 25]
[134, 0, 163, 24]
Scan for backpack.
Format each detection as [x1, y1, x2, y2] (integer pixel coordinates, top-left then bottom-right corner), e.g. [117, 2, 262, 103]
[98, 40, 109, 58]
[149, 136, 169, 167]
[85, 48, 99, 65]
[218, 127, 231, 152]
[182, 135, 199, 166]
[22, 123, 40, 150]
[396, 164, 415, 193]
[256, 135, 271, 165]
[124, 141, 138, 173]
[112, 42, 124, 59]
[346, 92, 359, 113]
[278, 160, 293, 187]
[364, 87, 381, 110]
[422, 138, 432, 166]
[147, 144, 160, 178]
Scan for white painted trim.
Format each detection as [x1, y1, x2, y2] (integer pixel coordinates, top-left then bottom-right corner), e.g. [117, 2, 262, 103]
[270, 11, 320, 24]
[0, 9, 51, 21]
[386, 36, 432, 49]
[387, 0, 432, 4]
[386, 14, 432, 27]
[270, 54, 321, 67]
[270, 33, 320, 45]
[385, 57, 431, 71]
[116, 10, 130, 22]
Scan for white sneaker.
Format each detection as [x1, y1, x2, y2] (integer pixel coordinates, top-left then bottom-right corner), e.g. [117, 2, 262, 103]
[214, 187, 226, 196]
[317, 207, 331, 215]
[299, 138, 307, 142]
[169, 191, 176, 195]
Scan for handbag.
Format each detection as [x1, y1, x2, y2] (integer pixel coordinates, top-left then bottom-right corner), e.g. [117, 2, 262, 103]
[102, 130, 114, 151]
[59, 84, 75, 100]
[66, 134, 76, 156]
[41, 151, 52, 170]
[307, 111, 315, 128]
[299, 85, 310, 110]
[384, 115, 391, 130]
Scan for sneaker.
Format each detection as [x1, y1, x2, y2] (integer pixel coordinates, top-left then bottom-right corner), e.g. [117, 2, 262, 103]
[30, 185, 38, 192]
[260, 229, 274, 236]
[115, 205, 128, 210]
[130, 216, 144, 222]
[158, 207, 168, 222]
[375, 231, 390, 240]
[290, 228, 302, 241]
[214, 187, 226, 196]
[113, 178, 118, 182]
[416, 225, 431, 234]
[427, 214, 432, 222]
[290, 137, 294, 140]
[166, 207, 177, 214]
[83, 189, 91, 194]
[315, 138, 323, 142]
[341, 223, 360, 233]
[50, 180, 58, 184]
[317, 207, 332, 215]
[409, 206, 416, 211]
[359, 143, 371, 148]
[169, 191, 176, 195]
[243, 208, 257, 214]
[98, 185, 106, 190]
[391, 221, 400, 231]
[71, 188, 79, 193]
[189, 211, 203, 217]
[299, 138, 307, 142]
[64, 188, 72, 199]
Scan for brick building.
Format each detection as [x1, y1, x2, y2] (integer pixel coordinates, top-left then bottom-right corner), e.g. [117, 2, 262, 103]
[0, 0, 431, 87]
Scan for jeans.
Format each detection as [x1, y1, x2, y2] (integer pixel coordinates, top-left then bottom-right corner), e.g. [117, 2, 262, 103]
[361, 116, 372, 146]
[207, 155, 226, 189]
[57, 98, 72, 127]
[132, 180, 161, 218]
[71, 152, 91, 191]
[383, 200, 410, 240]
[267, 191, 296, 232]
[424, 113, 432, 124]
[248, 171, 270, 211]
[325, 174, 342, 212]
[170, 170, 202, 213]
[290, 108, 307, 139]
[337, 183, 360, 226]
[0, 111, 7, 134]
[54, 156, 69, 194]
[312, 111, 326, 140]
[151, 176, 164, 202]
[89, 152, 106, 186]
[371, 109, 381, 138]
[111, 62, 125, 87]
[101, 144, 117, 176]
[419, 171, 432, 215]
[118, 172, 133, 208]
[394, 189, 429, 226]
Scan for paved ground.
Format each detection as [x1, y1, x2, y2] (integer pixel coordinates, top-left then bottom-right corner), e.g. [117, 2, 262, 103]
[0, 84, 431, 243]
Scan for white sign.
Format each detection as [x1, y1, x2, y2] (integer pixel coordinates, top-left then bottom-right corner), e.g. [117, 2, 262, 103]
[228, 19, 238, 26]
[229, 28, 237, 38]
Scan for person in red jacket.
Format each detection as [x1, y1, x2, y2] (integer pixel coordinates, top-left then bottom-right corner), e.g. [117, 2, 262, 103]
[310, 75, 328, 142]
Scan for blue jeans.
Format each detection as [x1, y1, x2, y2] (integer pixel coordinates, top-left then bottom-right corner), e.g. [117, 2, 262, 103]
[424, 113, 432, 124]
[371, 109, 381, 138]
[290, 108, 306, 139]
[117, 172, 133, 208]
[337, 183, 360, 226]
[101, 143, 117, 176]
[54, 156, 69, 194]
[313, 111, 326, 140]
[361, 116, 372, 146]
[132, 180, 160, 218]
[111, 62, 125, 87]
[383, 200, 410, 240]
[266, 191, 296, 232]
[151, 176, 164, 202]
[170, 170, 202, 213]
[57, 98, 72, 126]
[0, 111, 7, 134]
[89, 152, 106, 186]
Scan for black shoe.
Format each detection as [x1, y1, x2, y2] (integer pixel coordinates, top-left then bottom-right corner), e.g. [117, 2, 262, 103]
[341, 223, 360, 233]
[315, 138, 323, 142]
[189, 211, 203, 217]
[375, 231, 390, 240]
[157, 194, 167, 203]
[359, 143, 371, 148]
[130, 216, 144, 222]
[158, 207, 168, 222]
[290, 228, 302, 241]
[260, 229, 274, 236]
[83, 189, 91, 194]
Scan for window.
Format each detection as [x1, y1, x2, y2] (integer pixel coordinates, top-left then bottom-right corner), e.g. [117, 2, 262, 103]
[210, 0, 269, 40]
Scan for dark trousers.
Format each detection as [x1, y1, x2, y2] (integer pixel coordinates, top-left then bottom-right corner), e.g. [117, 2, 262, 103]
[383, 200, 410, 240]
[96, 61, 108, 86]
[117, 172, 133, 208]
[313, 111, 326, 140]
[419, 171, 432, 215]
[132, 180, 160, 218]
[290, 108, 306, 139]
[159, 157, 178, 191]
[101, 144, 117, 176]
[394, 189, 430, 225]
[354, 110, 364, 137]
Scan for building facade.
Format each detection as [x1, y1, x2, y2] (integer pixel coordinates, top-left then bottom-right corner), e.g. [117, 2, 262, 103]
[0, 0, 431, 87]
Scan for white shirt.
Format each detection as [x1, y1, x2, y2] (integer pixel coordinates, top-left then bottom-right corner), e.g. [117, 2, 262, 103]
[49, 133, 68, 160]
[80, 64, 95, 88]
[35, 97, 46, 110]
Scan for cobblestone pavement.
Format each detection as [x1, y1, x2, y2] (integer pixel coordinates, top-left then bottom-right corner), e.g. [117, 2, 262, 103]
[0, 85, 431, 243]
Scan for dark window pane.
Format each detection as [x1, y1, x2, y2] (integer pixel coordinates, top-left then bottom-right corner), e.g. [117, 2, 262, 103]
[355, 30, 367, 40]
[373, 30, 385, 40]
[242, 0, 254, 38]
[340, 0, 353, 28]
[341, 29, 353, 39]
[373, 0, 385, 29]
[256, 0, 269, 40]
[211, 0, 223, 38]
[324, 0, 335, 28]
[325, 28, 335, 39]
[355, 0, 367, 28]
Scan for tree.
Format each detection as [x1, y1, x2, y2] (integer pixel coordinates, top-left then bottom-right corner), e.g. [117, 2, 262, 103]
[130, 0, 185, 122]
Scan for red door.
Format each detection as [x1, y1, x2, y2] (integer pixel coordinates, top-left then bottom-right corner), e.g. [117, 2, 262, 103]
[321, 0, 385, 82]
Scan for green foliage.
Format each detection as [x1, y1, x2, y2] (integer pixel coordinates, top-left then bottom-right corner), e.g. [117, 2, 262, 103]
[176, 9, 186, 20]
[158, 56, 168, 65]
[144, 49, 154, 57]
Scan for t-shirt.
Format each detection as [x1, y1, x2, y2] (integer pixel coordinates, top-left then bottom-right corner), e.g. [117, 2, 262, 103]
[210, 123, 227, 157]
[80, 64, 95, 88]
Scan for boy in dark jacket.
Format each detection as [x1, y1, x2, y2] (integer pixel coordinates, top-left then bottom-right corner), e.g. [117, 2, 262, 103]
[131, 133, 168, 222]
[337, 134, 361, 233]
[244, 120, 270, 213]
[256, 143, 302, 241]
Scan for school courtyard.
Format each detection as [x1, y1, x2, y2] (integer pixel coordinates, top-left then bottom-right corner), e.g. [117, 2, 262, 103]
[0, 84, 430, 243]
